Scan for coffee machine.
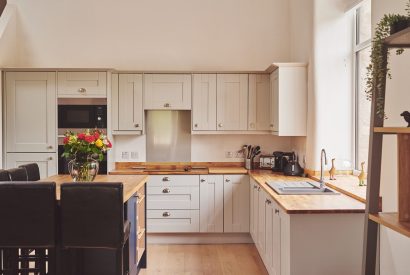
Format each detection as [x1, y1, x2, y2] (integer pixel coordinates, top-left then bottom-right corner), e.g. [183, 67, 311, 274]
[271, 151, 294, 172]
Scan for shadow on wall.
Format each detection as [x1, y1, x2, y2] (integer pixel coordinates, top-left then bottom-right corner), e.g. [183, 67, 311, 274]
[0, 0, 6, 16]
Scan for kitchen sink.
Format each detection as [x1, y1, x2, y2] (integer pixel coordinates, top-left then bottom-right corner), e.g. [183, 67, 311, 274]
[266, 181, 339, 195]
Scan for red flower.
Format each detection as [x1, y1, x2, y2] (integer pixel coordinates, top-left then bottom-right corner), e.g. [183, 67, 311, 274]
[77, 133, 85, 140]
[93, 131, 100, 139]
[107, 140, 112, 148]
[63, 137, 69, 144]
[84, 135, 95, 143]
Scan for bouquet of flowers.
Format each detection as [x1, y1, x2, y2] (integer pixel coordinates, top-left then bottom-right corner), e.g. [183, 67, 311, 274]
[61, 129, 112, 162]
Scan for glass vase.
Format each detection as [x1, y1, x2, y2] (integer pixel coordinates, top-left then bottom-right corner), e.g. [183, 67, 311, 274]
[68, 157, 99, 182]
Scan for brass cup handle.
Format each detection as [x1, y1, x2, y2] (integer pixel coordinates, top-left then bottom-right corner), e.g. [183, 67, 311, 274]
[265, 199, 271, 205]
[275, 209, 280, 214]
[162, 212, 171, 217]
[200, 179, 206, 182]
[162, 188, 171, 193]
[164, 103, 170, 108]
[134, 124, 140, 128]
[47, 145, 53, 149]
[225, 179, 230, 182]
[78, 88, 87, 93]
[253, 185, 258, 189]
[162, 177, 170, 182]
[47, 157, 53, 161]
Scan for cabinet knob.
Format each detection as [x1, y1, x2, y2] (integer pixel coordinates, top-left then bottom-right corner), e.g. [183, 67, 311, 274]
[162, 188, 171, 193]
[218, 123, 223, 128]
[47, 145, 53, 149]
[265, 199, 271, 205]
[164, 103, 170, 108]
[275, 209, 280, 214]
[225, 179, 230, 182]
[47, 157, 53, 161]
[162, 177, 170, 182]
[162, 211, 171, 217]
[270, 124, 274, 128]
[200, 179, 206, 182]
[257, 186, 261, 191]
[78, 88, 87, 93]
[194, 124, 198, 128]
[134, 124, 140, 128]
[253, 185, 258, 189]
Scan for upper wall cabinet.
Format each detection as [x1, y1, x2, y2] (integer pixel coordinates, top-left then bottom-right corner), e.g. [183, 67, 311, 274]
[192, 74, 217, 131]
[270, 64, 307, 136]
[144, 74, 191, 110]
[57, 71, 107, 98]
[5, 72, 57, 153]
[111, 74, 143, 134]
[216, 74, 248, 131]
[248, 74, 270, 131]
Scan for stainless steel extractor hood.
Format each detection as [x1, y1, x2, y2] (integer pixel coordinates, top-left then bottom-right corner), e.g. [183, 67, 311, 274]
[146, 110, 191, 162]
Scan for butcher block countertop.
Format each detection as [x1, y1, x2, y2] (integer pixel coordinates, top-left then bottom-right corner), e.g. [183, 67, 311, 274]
[42, 174, 149, 202]
[249, 170, 365, 214]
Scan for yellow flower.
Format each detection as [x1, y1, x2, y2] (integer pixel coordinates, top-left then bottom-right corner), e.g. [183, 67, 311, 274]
[95, 139, 103, 147]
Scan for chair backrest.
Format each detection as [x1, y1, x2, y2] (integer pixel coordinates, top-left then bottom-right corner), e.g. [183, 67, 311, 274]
[19, 163, 41, 181]
[0, 182, 56, 248]
[0, 169, 10, 181]
[60, 182, 124, 249]
[8, 167, 28, 181]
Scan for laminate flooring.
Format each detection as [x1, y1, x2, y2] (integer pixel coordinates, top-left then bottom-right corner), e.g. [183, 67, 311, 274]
[139, 244, 268, 275]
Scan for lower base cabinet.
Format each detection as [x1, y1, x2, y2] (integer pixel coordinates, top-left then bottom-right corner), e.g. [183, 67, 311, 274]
[6, 152, 57, 179]
[250, 178, 365, 275]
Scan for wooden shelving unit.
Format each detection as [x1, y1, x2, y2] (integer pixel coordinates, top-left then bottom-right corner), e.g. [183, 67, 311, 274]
[362, 26, 410, 275]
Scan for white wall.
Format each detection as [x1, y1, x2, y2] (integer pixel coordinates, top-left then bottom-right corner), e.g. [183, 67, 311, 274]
[9, 0, 291, 70]
[371, 1, 410, 274]
[114, 134, 292, 163]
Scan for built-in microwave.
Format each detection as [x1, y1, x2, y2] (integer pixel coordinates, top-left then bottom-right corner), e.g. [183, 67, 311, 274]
[58, 105, 107, 129]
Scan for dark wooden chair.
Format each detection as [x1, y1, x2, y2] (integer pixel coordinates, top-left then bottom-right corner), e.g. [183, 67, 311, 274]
[7, 167, 28, 181]
[60, 183, 130, 275]
[19, 163, 41, 181]
[0, 182, 57, 275]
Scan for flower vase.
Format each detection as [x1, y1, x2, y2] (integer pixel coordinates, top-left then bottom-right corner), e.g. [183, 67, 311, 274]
[68, 156, 99, 182]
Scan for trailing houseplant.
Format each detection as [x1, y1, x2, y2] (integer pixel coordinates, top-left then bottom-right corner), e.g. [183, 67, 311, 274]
[365, 1, 410, 118]
[62, 129, 112, 181]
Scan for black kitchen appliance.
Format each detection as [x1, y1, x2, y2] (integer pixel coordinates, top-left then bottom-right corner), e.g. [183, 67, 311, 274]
[58, 145, 107, 175]
[58, 105, 107, 129]
[271, 151, 294, 172]
[283, 153, 304, 176]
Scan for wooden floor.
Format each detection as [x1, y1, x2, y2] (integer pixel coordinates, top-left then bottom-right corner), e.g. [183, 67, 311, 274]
[139, 244, 268, 275]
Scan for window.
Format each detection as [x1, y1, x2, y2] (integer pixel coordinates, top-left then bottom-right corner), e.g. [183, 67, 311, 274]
[354, 0, 371, 170]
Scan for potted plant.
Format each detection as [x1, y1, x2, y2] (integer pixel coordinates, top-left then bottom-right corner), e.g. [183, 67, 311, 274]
[365, 1, 410, 118]
[62, 129, 112, 181]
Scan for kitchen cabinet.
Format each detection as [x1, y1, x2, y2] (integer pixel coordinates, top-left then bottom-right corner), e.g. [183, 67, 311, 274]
[223, 174, 250, 232]
[250, 181, 259, 242]
[147, 175, 200, 233]
[248, 74, 271, 130]
[265, 195, 281, 275]
[144, 74, 191, 110]
[216, 74, 248, 130]
[269, 64, 307, 136]
[199, 175, 224, 233]
[192, 74, 217, 131]
[6, 152, 57, 179]
[111, 74, 143, 134]
[257, 185, 267, 257]
[57, 71, 107, 98]
[5, 72, 56, 153]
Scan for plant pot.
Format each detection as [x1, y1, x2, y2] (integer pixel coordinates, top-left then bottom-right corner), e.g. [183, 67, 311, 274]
[68, 157, 99, 182]
[390, 19, 410, 35]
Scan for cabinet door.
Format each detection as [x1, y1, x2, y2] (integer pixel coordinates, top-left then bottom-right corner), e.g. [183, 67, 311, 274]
[266, 200, 281, 275]
[5, 72, 56, 153]
[216, 74, 248, 130]
[192, 74, 217, 131]
[6, 152, 57, 179]
[127, 195, 138, 275]
[57, 72, 107, 98]
[269, 70, 279, 132]
[199, 175, 224, 233]
[144, 74, 191, 110]
[248, 74, 270, 130]
[250, 179, 259, 242]
[257, 188, 266, 257]
[223, 175, 250, 232]
[118, 74, 143, 131]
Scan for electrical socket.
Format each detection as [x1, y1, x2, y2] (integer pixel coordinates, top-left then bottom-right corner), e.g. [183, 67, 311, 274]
[130, 151, 139, 160]
[121, 151, 129, 160]
[225, 151, 233, 158]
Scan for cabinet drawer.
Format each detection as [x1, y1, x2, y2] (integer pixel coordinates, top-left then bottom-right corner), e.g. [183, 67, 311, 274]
[147, 186, 199, 210]
[147, 210, 200, 233]
[148, 175, 199, 187]
[58, 72, 107, 98]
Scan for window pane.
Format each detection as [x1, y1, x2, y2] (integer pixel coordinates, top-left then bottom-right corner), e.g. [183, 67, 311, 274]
[356, 1, 371, 45]
[356, 46, 372, 168]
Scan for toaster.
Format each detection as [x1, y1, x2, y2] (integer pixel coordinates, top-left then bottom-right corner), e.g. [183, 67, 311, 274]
[259, 155, 275, 169]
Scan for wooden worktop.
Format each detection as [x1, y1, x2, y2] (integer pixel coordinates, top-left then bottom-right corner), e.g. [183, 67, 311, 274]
[42, 174, 149, 202]
[249, 170, 365, 214]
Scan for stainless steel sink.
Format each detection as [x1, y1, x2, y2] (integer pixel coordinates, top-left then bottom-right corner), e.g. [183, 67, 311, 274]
[266, 181, 339, 195]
